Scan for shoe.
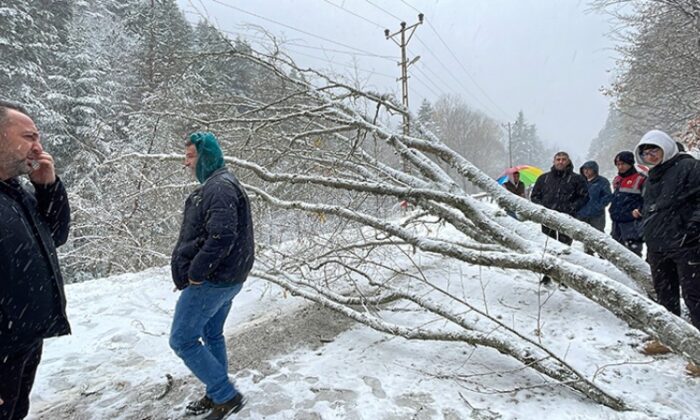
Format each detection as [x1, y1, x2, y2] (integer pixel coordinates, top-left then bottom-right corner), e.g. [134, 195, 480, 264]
[641, 340, 672, 355]
[204, 393, 245, 420]
[186, 395, 213, 416]
[686, 362, 700, 377]
[540, 276, 551, 286]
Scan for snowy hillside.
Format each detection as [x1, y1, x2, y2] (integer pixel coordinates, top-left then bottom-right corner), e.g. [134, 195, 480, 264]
[27, 260, 700, 419]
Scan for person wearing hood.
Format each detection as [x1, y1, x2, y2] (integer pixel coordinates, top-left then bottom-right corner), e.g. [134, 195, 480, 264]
[635, 130, 700, 372]
[577, 160, 612, 255]
[609, 151, 646, 256]
[170, 132, 254, 419]
[531, 151, 589, 284]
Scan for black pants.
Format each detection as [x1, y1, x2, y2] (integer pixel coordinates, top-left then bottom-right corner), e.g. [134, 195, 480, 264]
[0, 340, 43, 420]
[611, 222, 643, 256]
[541, 225, 572, 246]
[581, 215, 606, 254]
[648, 246, 700, 330]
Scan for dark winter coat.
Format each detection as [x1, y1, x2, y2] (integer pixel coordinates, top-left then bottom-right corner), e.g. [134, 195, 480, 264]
[0, 178, 71, 352]
[577, 161, 612, 219]
[638, 153, 700, 252]
[171, 168, 255, 290]
[530, 162, 589, 216]
[609, 167, 646, 242]
[503, 180, 525, 198]
[610, 168, 646, 223]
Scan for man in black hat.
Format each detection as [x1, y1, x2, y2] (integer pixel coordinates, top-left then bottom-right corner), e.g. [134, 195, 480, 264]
[609, 151, 646, 256]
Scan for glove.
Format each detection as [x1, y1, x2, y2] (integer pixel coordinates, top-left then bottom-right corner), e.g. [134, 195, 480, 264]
[681, 222, 700, 247]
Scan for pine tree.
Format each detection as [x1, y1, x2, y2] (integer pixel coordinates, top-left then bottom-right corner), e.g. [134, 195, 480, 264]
[510, 110, 548, 169]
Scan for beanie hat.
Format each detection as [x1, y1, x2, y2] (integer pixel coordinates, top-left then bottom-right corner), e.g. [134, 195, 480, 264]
[614, 151, 635, 166]
[189, 131, 224, 183]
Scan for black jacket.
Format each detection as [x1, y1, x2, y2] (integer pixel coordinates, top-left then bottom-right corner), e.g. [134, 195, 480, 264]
[530, 163, 589, 216]
[641, 153, 700, 252]
[171, 168, 255, 290]
[0, 178, 71, 351]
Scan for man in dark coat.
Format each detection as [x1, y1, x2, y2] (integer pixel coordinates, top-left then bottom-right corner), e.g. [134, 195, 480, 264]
[503, 171, 526, 219]
[577, 160, 612, 254]
[531, 151, 588, 284]
[0, 101, 71, 419]
[609, 151, 646, 256]
[503, 171, 526, 198]
[170, 132, 254, 420]
[636, 131, 700, 339]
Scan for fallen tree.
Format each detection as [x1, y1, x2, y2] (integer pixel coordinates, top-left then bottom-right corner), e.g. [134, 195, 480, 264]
[115, 45, 700, 413]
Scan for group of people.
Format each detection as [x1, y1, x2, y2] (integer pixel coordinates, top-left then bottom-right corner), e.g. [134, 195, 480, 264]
[504, 130, 700, 366]
[0, 101, 254, 420]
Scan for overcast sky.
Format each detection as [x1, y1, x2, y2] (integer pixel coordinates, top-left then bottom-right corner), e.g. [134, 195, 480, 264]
[177, 0, 617, 160]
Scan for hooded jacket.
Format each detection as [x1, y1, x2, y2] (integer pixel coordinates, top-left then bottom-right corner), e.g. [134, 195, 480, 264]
[577, 161, 612, 219]
[0, 178, 71, 351]
[635, 130, 700, 251]
[531, 161, 589, 216]
[171, 134, 255, 290]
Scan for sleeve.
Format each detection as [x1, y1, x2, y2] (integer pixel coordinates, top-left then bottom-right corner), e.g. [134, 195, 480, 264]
[32, 177, 71, 247]
[687, 162, 700, 225]
[572, 176, 590, 213]
[530, 176, 544, 205]
[187, 185, 240, 282]
[589, 178, 613, 214]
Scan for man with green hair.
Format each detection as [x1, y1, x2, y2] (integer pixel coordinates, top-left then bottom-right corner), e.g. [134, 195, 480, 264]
[170, 132, 255, 419]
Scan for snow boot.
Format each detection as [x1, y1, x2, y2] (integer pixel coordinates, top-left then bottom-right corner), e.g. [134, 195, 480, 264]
[186, 395, 213, 416]
[641, 340, 672, 355]
[204, 393, 245, 420]
[540, 275, 552, 286]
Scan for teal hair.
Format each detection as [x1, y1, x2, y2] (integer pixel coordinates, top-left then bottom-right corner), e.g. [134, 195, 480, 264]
[189, 131, 225, 183]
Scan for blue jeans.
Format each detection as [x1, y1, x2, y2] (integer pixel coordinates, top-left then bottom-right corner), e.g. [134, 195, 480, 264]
[169, 281, 243, 404]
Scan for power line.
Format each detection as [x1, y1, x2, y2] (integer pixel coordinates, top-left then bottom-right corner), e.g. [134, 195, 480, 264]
[209, 0, 398, 61]
[424, 19, 511, 119]
[361, 0, 499, 115]
[321, 0, 385, 30]
[217, 27, 395, 59]
[411, 37, 499, 116]
[399, 0, 511, 119]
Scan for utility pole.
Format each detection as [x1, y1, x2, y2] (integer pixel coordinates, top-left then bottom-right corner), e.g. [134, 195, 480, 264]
[385, 14, 424, 142]
[507, 122, 513, 168]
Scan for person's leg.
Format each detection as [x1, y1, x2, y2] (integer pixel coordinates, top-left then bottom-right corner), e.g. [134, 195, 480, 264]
[169, 283, 240, 404]
[677, 246, 700, 330]
[557, 232, 573, 246]
[541, 225, 556, 240]
[203, 282, 243, 373]
[647, 251, 681, 316]
[626, 240, 644, 257]
[0, 340, 43, 420]
[583, 215, 606, 255]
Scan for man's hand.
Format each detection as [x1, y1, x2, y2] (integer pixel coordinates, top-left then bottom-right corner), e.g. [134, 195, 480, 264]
[29, 152, 56, 186]
[632, 209, 642, 219]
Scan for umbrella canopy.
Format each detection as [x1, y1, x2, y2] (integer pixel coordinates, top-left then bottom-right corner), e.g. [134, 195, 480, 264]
[497, 165, 544, 187]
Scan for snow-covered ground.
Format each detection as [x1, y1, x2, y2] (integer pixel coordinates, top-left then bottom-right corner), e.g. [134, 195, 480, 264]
[26, 247, 700, 419]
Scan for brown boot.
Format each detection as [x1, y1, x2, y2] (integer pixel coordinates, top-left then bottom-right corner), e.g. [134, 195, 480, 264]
[686, 362, 700, 377]
[641, 340, 672, 355]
